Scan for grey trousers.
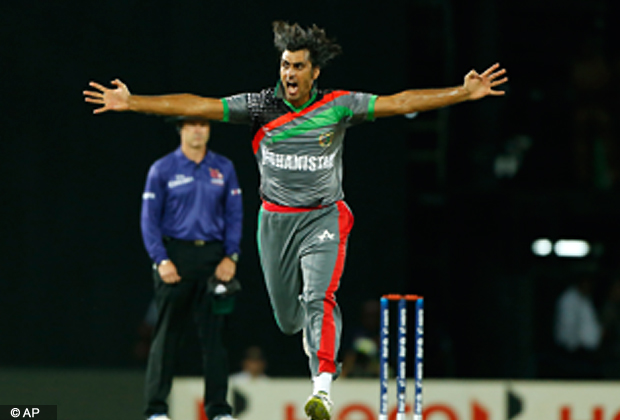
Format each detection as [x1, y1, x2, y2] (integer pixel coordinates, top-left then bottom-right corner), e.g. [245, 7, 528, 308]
[257, 200, 354, 377]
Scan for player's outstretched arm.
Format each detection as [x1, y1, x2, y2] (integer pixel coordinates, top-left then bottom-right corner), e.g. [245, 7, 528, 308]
[374, 63, 507, 118]
[83, 79, 224, 120]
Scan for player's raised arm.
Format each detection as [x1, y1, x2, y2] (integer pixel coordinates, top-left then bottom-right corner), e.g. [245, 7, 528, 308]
[83, 79, 225, 120]
[374, 63, 508, 118]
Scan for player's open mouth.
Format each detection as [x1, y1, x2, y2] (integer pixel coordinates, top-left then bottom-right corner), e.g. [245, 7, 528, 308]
[286, 81, 299, 97]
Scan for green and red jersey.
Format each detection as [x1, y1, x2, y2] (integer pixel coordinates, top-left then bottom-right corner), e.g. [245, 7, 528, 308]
[222, 82, 377, 208]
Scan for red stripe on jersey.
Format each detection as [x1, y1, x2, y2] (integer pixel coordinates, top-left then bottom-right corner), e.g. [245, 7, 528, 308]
[317, 200, 354, 373]
[252, 90, 350, 154]
[262, 200, 325, 213]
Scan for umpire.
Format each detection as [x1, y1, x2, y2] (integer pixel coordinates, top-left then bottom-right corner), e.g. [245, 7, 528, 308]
[140, 116, 243, 420]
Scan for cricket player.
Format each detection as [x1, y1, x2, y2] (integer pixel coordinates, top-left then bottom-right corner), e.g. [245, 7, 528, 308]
[84, 21, 507, 420]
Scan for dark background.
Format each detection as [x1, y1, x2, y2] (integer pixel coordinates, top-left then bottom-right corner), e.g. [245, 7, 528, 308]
[1, 0, 619, 379]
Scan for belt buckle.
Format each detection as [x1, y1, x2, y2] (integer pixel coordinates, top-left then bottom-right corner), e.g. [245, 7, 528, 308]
[194, 240, 206, 246]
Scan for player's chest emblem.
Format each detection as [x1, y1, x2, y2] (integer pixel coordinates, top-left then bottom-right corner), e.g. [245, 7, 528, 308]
[209, 167, 224, 185]
[318, 131, 334, 147]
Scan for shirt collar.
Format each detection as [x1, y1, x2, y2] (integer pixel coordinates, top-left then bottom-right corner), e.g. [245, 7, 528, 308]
[275, 80, 318, 112]
[174, 146, 211, 166]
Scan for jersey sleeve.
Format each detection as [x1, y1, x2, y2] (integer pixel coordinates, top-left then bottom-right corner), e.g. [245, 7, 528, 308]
[338, 91, 378, 126]
[221, 93, 253, 125]
[140, 162, 168, 265]
[222, 160, 243, 257]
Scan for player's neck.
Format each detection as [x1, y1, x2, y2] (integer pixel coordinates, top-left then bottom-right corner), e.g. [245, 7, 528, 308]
[182, 144, 207, 164]
[289, 94, 309, 108]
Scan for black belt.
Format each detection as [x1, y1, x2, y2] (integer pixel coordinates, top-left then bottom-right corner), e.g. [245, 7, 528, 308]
[163, 236, 213, 247]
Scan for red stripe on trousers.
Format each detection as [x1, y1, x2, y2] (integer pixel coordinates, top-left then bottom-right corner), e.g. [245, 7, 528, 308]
[251, 90, 350, 154]
[317, 201, 354, 373]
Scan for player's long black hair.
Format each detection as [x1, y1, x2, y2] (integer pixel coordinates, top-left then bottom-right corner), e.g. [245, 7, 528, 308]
[272, 21, 342, 68]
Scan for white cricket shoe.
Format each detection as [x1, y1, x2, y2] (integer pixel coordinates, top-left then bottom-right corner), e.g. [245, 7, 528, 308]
[304, 391, 333, 420]
[147, 415, 171, 420]
[213, 415, 238, 420]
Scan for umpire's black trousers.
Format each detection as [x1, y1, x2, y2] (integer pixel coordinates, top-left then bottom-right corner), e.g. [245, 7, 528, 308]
[144, 239, 233, 420]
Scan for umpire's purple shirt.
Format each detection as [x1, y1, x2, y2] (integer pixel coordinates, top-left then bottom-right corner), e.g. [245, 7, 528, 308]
[140, 147, 243, 265]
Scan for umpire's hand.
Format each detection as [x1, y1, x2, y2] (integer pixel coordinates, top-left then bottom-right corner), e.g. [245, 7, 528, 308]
[215, 257, 236, 282]
[158, 260, 181, 284]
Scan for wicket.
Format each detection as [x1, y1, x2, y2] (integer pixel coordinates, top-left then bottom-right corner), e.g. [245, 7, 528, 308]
[379, 294, 424, 420]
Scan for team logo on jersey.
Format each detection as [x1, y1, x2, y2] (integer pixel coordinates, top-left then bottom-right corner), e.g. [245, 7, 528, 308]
[317, 229, 335, 241]
[209, 167, 224, 185]
[318, 131, 334, 147]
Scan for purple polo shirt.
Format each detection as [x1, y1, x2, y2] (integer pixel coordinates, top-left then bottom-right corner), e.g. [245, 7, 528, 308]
[140, 147, 243, 265]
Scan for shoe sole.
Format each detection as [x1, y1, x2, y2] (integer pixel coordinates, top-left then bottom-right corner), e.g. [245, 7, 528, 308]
[304, 396, 331, 420]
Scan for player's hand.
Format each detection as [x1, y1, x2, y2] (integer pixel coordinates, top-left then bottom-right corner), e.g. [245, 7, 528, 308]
[158, 260, 181, 284]
[463, 63, 508, 100]
[83, 79, 131, 114]
[215, 258, 236, 282]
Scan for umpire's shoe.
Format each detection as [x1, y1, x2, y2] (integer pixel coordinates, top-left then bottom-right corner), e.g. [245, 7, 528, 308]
[304, 391, 333, 420]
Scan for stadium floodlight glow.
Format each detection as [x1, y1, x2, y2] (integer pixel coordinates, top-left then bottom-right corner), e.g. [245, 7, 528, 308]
[531, 239, 553, 256]
[554, 240, 590, 258]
